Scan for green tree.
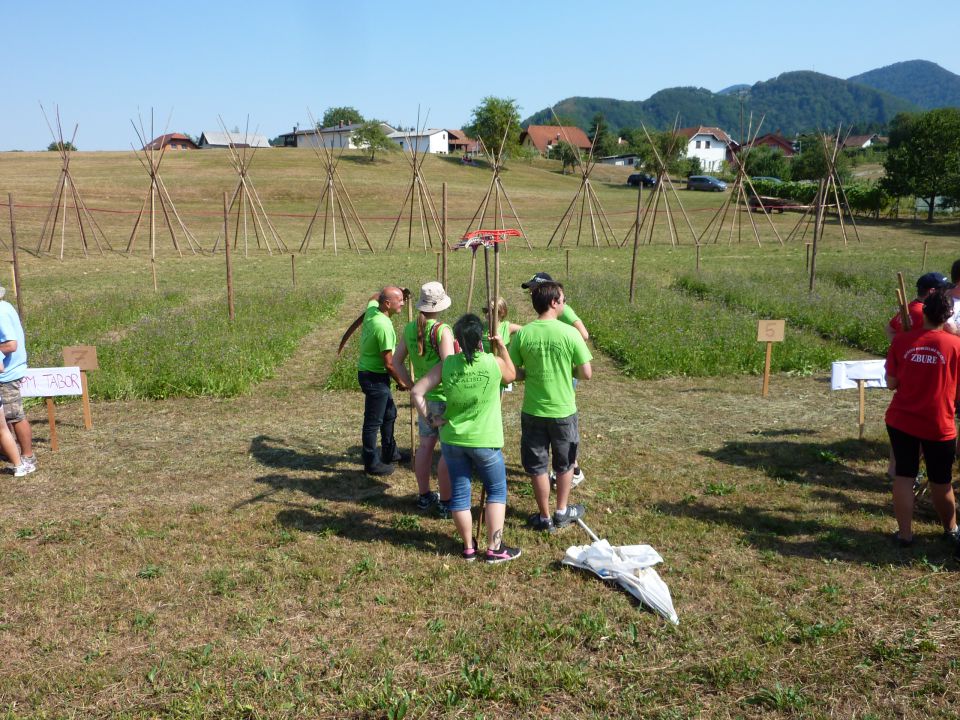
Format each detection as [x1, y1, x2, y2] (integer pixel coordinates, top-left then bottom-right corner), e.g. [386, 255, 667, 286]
[548, 140, 581, 174]
[320, 106, 364, 128]
[625, 129, 686, 174]
[587, 113, 618, 158]
[463, 97, 521, 158]
[790, 134, 850, 183]
[351, 121, 397, 162]
[741, 145, 790, 180]
[47, 141, 77, 152]
[882, 108, 960, 220]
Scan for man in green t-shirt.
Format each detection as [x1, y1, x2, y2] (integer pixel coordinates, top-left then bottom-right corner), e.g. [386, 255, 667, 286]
[357, 286, 411, 475]
[510, 281, 593, 532]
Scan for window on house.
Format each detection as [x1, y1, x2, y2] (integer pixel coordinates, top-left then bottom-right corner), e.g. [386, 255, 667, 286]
[695, 140, 701, 149]
[705, 140, 711, 149]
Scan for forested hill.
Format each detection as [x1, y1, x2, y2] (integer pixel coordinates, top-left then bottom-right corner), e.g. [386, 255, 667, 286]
[524, 71, 918, 137]
[848, 60, 960, 110]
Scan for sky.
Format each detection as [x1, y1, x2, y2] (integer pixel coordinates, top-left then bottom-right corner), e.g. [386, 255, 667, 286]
[1, 0, 959, 151]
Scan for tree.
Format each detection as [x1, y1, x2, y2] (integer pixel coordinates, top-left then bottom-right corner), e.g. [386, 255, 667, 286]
[463, 97, 521, 158]
[320, 106, 364, 128]
[882, 108, 960, 220]
[624, 129, 687, 174]
[741, 145, 790, 180]
[47, 141, 77, 152]
[548, 140, 580, 174]
[351, 121, 397, 162]
[789, 133, 850, 183]
[587, 113, 617, 158]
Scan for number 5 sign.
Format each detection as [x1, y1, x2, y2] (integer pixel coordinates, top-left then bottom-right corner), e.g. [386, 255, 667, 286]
[757, 320, 785, 397]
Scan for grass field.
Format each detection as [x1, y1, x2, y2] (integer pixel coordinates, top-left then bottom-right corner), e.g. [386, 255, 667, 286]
[0, 150, 959, 718]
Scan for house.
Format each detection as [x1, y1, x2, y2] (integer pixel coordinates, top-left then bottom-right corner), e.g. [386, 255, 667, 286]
[388, 129, 449, 154]
[198, 131, 271, 149]
[747, 133, 795, 158]
[842, 133, 879, 150]
[278, 122, 398, 150]
[520, 125, 592, 155]
[676, 126, 735, 171]
[143, 133, 198, 151]
[599, 154, 641, 167]
[447, 129, 479, 155]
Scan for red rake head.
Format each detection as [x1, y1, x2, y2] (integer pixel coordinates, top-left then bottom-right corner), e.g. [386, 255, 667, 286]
[454, 228, 521, 251]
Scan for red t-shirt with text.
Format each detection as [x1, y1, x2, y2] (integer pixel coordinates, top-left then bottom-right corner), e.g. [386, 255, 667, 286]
[888, 300, 925, 334]
[885, 328, 960, 440]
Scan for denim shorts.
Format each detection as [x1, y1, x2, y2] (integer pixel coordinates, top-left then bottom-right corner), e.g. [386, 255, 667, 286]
[417, 400, 446, 438]
[440, 444, 507, 512]
[520, 412, 579, 476]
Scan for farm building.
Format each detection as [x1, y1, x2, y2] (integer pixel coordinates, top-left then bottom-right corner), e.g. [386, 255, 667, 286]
[447, 129, 479, 155]
[843, 133, 881, 150]
[388, 129, 448, 154]
[198, 131, 271, 149]
[520, 125, 592, 155]
[278, 122, 398, 150]
[676, 126, 736, 171]
[599, 153, 641, 166]
[143, 133, 198, 151]
[747, 133, 796, 157]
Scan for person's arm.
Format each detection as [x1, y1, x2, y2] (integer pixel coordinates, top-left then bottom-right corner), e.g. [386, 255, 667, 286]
[438, 325, 454, 360]
[0, 339, 16, 355]
[489, 334, 516, 384]
[382, 350, 410, 390]
[886, 374, 899, 390]
[572, 320, 589, 341]
[507, 322, 523, 334]
[574, 362, 592, 380]
[392, 338, 413, 388]
[411, 364, 443, 419]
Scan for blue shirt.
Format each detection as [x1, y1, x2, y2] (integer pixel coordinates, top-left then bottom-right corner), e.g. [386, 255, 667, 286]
[0, 301, 27, 382]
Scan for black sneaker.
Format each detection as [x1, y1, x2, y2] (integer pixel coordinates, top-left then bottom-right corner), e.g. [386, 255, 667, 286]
[485, 545, 521, 564]
[891, 531, 913, 548]
[944, 526, 960, 544]
[526, 512, 555, 533]
[365, 462, 395, 476]
[553, 504, 586, 529]
[416, 491, 440, 511]
[391, 450, 412, 465]
[462, 541, 478, 562]
[436, 499, 451, 519]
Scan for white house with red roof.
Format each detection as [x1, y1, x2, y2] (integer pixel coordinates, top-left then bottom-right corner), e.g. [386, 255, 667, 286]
[520, 125, 592, 155]
[676, 126, 735, 171]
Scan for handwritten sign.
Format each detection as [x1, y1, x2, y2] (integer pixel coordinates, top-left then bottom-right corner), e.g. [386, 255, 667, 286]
[62, 345, 98, 371]
[19, 367, 83, 398]
[757, 319, 785, 343]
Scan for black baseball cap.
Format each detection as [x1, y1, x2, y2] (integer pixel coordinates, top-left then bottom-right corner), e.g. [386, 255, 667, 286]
[917, 272, 950, 292]
[521, 272, 553, 289]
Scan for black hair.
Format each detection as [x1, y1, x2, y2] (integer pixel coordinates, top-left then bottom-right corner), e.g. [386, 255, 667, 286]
[923, 288, 954, 326]
[531, 281, 564, 314]
[951, 259, 960, 284]
[453, 313, 485, 364]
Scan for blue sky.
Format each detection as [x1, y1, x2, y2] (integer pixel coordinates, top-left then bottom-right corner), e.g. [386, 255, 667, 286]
[1, 0, 958, 151]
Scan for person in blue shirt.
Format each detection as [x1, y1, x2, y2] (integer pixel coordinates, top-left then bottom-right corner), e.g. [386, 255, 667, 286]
[0, 286, 34, 476]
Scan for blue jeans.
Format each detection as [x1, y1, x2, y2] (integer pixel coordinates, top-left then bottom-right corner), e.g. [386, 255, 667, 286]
[440, 444, 507, 512]
[357, 371, 397, 468]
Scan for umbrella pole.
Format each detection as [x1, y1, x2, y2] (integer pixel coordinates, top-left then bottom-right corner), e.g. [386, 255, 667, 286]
[576, 518, 601, 543]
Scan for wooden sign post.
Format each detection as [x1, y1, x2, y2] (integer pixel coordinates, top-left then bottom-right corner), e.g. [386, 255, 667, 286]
[757, 319, 785, 397]
[62, 346, 98, 429]
[831, 359, 887, 439]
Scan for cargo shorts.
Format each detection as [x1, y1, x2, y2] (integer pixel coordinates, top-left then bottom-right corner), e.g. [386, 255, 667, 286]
[0, 379, 25, 423]
[520, 411, 579, 476]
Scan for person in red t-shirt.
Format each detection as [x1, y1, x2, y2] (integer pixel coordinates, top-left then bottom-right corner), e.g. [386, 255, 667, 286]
[886, 272, 950, 341]
[885, 288, 960, 547]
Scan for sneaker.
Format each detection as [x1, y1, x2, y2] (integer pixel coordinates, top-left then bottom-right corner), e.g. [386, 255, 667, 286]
[21, 455, 36, 471]
[485, 545, 521, 564]
[944, 526, 960, 544]
[549, 468, 585, 489]
[390, 450, 412, 465]
[891, 531, 913, 548]
[462, 541, 478, 562]
[553, 504, 586, 530]
[436, 500, 451, 519]
[526, 512, 555, 533]
[416, 491, 440, 511]
[13, 463, 36, 477]
[365, 462, 395, 476]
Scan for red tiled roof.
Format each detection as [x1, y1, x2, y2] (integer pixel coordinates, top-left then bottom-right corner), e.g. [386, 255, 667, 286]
[143, 133, 197, 151]
[842, 134, 877, 148]
[749, 133, 795, 155]
[676, 126, 734, 145]
[447, 129, 479, 152]
[520, 125, 592, 154]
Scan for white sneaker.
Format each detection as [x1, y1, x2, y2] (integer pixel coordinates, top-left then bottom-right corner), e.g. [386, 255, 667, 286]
[571, 468, 585, 488]
[13, 463, 36, 477]
[22, 455, 36, 471]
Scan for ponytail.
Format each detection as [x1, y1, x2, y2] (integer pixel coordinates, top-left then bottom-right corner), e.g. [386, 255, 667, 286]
[416, 311, 428, 356]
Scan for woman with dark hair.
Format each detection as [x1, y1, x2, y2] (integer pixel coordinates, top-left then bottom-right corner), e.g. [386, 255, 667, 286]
[411, 313, 520, 563]
[394, 282, 454, 512]
[885, 288, 960, 547]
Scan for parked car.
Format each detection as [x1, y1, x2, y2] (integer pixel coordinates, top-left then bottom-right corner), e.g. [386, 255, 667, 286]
[687, 175, 727, 191]
[626, 172, 657, 187]
[750, 176, 783, 184]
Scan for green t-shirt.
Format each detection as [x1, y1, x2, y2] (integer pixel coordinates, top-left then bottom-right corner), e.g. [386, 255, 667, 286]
[357, 300, 396, 373]
[509, 319, 592, 418]
[559, 303, 581, 327]
[403, 319, 449, 402]
[481, 319, 511, 353]
[439, 352, 504, 448]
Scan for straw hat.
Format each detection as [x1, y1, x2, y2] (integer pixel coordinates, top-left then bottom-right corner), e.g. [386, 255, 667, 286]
[415, 281, 451, 312]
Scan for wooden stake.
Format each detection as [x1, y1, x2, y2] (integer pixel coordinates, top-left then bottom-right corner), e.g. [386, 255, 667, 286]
[436, 252, 441, 281]
[466, 251, 477, 314]
[857, 379, 866, 440]
[441, 183, 448, 289]
[407, 299, 416, 470]
[566, 249, 570, 278]
[805, 242, 811, 270]
[8, 194, 24, 323]
[291, 254, 296, 288]
[151, 258, 158, 293]
[224, 192, 235, 322]
[897, 272, 911, 331]
[696, 244, 701, 272]
[922, 241, 928, 271]
[629, 181, 642, 304]
[80, 370, 92, 430]
[45, 398, 59, 451]
[761, 342, 773, 398]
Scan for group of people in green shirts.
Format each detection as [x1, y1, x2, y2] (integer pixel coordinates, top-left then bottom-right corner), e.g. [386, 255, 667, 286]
[356, 273, 592, 564]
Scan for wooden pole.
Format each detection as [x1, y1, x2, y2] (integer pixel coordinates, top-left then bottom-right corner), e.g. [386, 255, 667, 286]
[441, 183, 448, 289]
[897, 272, 911, 331]
[857, 379, 866, 440]
[436, 252, 441, 281]
[922, 241, 928, 271]
[629, 181, 642, 304]
[566, 249, 570, 278]
[761, 342, 773, 398]
[290, 254, 296, 288]
[224, 193, 234, 322]
[696, 244, 701, 272]
[151, 258, 158, 293]
[45, 398, 59, 451]
[466, 251, 477, 314]
[805, 242, 811, 271]
[79, 370, 93, 430]
[407, 299, 415, 470]
[8, 194, 23, 323]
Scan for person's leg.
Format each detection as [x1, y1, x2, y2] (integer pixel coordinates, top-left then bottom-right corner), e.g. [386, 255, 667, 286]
[551, 414, 582, 521]
[358, 372, 391, 469]
[0, 418, 21, 468]
[1, 381, 32, 461]
[920, 438, 958, 533]
[441, 443, 474, 554]
[12, 420, 33, 461]
[438, 456, 451, 503]
[892, 475, 917, 541]
[380, 391, 398, 463]
[888, 425, 921, 542]
[520, 413, 552, 522]
[472, 448, 507, 548]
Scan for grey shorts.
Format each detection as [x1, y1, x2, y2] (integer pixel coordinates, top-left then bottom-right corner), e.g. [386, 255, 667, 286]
[520, 411, 579, 476]
[417, 400, 447, 438]
[0, 379, 25, 423]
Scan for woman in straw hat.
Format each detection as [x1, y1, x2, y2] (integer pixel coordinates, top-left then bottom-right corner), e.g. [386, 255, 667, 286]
[394, 282, 454, 513]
